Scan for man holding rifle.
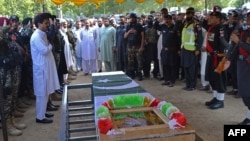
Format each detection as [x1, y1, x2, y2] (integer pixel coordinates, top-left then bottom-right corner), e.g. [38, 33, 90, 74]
[203, 10, 229, 110]
[229, 11, 250, 125]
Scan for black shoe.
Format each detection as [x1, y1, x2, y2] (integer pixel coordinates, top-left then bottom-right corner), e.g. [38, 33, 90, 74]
[205, 98, 217, 106]
[47, 104, 58, 111]
[209, 100, 224, 110]
[84, 73, 88, 76]
[36, 118, 53, 123]
[238, 118, 250, 125]
[45, 113, 54, 118]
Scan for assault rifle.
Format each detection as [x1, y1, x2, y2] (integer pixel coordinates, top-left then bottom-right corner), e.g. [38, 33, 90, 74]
[214, 41, 237, 74]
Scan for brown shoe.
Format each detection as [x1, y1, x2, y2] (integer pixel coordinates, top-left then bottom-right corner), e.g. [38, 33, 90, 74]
[14, 111, 24, 118]
[51, 93, 62, 101]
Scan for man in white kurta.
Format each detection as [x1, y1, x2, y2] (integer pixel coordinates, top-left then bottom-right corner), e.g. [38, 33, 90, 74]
[30, 14, 60, 123]
[73, 21, 82, 72]
[98, 18, 116, 72]
[80, 19, 97, 75]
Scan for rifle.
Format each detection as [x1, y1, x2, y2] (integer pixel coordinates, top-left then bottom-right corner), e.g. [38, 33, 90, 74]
[214, 41, 237, 74]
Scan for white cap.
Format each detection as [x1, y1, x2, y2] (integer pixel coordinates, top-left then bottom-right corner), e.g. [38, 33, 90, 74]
[60, 18, 66, 24]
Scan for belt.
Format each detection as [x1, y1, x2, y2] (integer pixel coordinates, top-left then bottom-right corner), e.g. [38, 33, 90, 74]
[207, 52, 225, 57]
[239, 55, 250, 61]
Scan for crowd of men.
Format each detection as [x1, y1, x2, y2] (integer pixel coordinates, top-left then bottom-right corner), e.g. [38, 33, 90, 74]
[1, 4, 250, 137]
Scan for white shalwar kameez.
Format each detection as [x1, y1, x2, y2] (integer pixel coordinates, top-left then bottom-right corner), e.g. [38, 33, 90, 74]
[30, 29, 60, 120]
[80, 27, 97, 74]
[60, 29, 74, 70]
[73, 28, 82, 71]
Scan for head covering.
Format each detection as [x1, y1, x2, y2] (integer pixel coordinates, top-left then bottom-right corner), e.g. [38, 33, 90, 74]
[129, 12, 137, 18]
[9, 15, 19, 22]
[210, 11, 222, 19]
[186, 7, 195, 14]
[60, 18, 67, 24]
[0, 17, 10, 26]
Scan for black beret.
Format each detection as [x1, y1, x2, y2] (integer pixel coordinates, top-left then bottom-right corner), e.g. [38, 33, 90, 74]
[129, 12, 137, 18]
[210, 12, 222, 19]
[186, 7, 195, 13]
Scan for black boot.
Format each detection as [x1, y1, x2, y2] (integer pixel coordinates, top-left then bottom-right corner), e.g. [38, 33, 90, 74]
[209, 100, 224, 110]
[205, 98, 217, 106]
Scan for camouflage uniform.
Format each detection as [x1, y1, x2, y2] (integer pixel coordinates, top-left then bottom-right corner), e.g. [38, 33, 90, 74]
[0, 38, 15, 119]
[8, 33, 24, 111]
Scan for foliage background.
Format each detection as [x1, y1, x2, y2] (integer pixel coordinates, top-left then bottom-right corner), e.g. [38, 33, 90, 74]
[0, 0, 249, 20]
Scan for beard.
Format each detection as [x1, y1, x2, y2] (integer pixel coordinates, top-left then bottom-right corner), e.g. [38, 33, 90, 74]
[61, 27, 67, 33]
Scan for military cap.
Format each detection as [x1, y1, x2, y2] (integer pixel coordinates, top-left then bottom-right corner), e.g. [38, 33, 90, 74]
[210, 11, 222, 19]
[186, 7, 195, 14]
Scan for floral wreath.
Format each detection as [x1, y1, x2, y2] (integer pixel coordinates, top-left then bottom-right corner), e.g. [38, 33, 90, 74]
[96, 94, 187, 134]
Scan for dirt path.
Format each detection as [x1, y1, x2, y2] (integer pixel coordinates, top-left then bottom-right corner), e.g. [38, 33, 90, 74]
[1, 72, 245, 141]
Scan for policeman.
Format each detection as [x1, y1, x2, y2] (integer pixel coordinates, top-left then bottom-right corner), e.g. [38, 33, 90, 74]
[204, 11, 229, 110]
[124, 12, 145, 81]
[180, 7, 203, 91]
[229, 11, 250, 124]
[160, 15, 179, 87]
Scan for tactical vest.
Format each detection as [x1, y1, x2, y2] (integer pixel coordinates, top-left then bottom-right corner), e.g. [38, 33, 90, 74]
[145, 27, 157, 44]
[181, 23, 196, 51]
